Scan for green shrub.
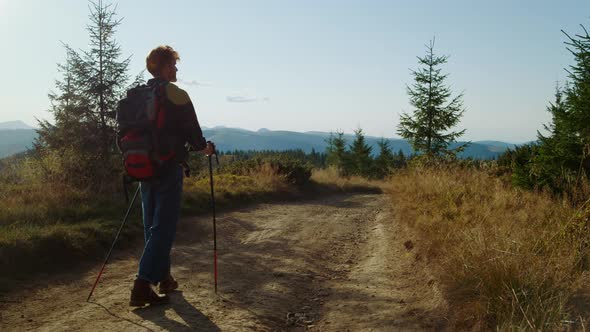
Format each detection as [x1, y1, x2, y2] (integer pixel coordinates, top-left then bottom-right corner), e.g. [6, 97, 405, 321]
[220, 156, 312, 186]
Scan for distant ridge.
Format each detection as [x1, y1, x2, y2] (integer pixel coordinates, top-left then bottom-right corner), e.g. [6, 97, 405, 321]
[0, 123, 517, 160]
[0, 129, 37, 158]
[202, 127, 513, 159]
[0, 120, 35, 130]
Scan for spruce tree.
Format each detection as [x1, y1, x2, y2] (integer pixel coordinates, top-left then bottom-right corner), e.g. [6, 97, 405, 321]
[347, 128, 373, 177]
[393, 149, 407, 168]
[79, 0, 131, 158]
[533, 85, 582, 190]
[37, 46, 90, 151]
[563, 24, 590, 145]
[528, 23, 590, 193]
[36, 0, 135, 190]
[309, 147, 324, 167]
[374, 138, 394, 177]
[325, 131, 349, 175]
[562, 24, 590, 183]
[397, 39, 467, 159]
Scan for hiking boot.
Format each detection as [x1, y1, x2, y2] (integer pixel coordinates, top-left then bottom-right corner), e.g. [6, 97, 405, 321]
[129, 278, 169, 307]
[158, 274, 179, 294]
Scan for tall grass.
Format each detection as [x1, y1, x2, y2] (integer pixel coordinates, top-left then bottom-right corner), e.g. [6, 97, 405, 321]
[0, 153, 382, 293]
[387, 166, 590, 330]
[0, 151, 126, 226]
[182, 161, 293, 214]
[310, 167, 383, 193]
[0, 157, 298, 291]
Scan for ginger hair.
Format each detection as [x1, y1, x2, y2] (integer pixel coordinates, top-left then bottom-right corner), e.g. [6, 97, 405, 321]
[146, 45, 180, 77]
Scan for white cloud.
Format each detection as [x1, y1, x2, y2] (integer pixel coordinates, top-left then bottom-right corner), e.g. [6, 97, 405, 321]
[178, 79, 211, 87]
[226, 96, 270, 103]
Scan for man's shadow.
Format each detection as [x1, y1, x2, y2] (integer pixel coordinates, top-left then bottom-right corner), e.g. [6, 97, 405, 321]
[132, 291, 220, 332]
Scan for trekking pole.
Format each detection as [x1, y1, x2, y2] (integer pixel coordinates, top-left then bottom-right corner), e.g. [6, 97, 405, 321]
[207, 144, 219, 293]
[87, 184, 141, 302]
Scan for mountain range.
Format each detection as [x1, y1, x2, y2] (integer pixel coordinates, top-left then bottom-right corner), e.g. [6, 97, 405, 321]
[0, 120, 35, 130]
[0, 121, 38, 158]
[0, 121, 518, 159]
[202, 127, 517, 159]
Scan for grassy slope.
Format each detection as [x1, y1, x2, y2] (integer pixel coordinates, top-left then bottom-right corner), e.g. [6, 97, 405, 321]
[0, 168, 381, 295]
[387, 166, 590, 330]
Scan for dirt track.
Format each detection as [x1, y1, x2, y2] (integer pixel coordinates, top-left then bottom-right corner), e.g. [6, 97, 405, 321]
[0, 193, 446, 331]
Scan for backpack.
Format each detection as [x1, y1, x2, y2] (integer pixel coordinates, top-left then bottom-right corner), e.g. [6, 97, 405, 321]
[116, 82, 176, 181]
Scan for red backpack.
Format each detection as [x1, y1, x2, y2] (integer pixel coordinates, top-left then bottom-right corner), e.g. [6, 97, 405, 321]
[116, 82, 176, 181]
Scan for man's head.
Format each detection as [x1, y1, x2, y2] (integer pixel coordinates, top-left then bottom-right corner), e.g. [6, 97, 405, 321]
[146, 45, 180, 82]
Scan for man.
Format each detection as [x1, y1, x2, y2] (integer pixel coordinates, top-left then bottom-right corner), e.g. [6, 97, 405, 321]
[129, 45, 215, 306]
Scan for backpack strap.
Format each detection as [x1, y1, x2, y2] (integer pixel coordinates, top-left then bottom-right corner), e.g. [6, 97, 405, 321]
[150, 80, 176, 174]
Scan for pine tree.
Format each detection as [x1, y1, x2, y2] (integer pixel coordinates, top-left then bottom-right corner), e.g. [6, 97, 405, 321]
[509, 144, 539, 190]
[563, 25, 590, 145]
[392, 149, 407, 168]
[397, 39, 467, 159]
[37, 46, 91, 151]
[35, 0, 135, 190]
[348, 128, 373, 177]
[562, 24, 590, 179]
[374, 138, 394, 177]
[532, 85, 582, 191]
[325, 131, 349, 175]
[79, 0, 131, 158]
[309, 147, 325, 167]
[527, 23, 590, 193]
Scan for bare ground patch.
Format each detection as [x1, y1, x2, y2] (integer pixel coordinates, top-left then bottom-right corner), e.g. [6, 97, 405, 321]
[0, 193, 445, 331]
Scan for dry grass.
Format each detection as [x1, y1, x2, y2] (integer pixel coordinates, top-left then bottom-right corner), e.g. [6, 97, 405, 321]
[387, 166, 590, 330]
[0, 159, 386, 293]
[0, 160, 295, 290]
[311, 167, 384, 193]
[0, 182, 110, 226]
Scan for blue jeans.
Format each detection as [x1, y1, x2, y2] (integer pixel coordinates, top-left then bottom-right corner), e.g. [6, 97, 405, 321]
[138, 164, 183, 284]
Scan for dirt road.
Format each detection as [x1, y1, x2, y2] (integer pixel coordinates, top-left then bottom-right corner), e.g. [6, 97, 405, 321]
[0, 193, 446, 331]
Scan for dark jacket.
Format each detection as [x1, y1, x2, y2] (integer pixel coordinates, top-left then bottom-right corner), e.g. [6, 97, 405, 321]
[147, 78, 207, 164]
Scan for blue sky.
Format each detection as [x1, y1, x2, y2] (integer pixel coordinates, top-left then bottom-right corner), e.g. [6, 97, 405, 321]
[0, 0, 589, 142]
